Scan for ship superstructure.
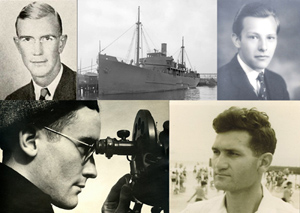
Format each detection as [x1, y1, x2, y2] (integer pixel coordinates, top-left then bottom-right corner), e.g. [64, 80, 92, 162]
[97, 7, 200, 95]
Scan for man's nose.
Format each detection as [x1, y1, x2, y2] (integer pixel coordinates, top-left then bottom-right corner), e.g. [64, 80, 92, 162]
[258, 38, 268, 52]
[213, 153, 229, 171]
[83, 156, 98, 179]
[33, 40, 43, 55]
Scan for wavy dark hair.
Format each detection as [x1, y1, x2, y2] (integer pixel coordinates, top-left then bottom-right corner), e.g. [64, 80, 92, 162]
[213, 106, 277, 156]
[232, 2, 280, 39]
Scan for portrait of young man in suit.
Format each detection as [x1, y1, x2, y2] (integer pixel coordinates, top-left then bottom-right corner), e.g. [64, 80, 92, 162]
[217, 1, 290, 100]
[0, 1, 76, 100]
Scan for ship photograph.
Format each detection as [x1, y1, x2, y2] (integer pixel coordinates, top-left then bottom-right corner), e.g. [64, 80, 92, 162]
[78, 0, 217, 100]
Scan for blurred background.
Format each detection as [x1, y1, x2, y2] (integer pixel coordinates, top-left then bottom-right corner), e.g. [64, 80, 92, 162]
[170, 101, 300, 212]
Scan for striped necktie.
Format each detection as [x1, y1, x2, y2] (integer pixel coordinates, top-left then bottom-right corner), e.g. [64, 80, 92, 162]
[39, 88, 50, 100]
[257, 72, 267, 100]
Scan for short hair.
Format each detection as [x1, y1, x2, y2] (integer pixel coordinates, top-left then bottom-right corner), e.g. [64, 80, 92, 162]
[15, 1, 63, 36]
[0, 101, 99, 153]
[232, 2, 280, 38]
[213, 107, 277, 156]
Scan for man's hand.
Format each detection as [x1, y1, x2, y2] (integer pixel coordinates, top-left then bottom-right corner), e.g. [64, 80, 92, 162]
[102, 174, 133, 213]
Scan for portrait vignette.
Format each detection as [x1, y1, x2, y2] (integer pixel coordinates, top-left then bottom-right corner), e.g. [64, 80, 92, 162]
[217, 0, 300, 100]
[0, 0, 77, 100]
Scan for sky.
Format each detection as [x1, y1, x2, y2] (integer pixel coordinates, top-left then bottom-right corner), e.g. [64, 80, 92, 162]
[78, 0, 217, 74]
[171, 101, 300, 169]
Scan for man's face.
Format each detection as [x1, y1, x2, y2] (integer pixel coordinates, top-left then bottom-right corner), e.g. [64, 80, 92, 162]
[35, 107, 100, 209]
[211, 130, 261, 193]
[14, 14, 67, 82]
[234, 16, 278, 71]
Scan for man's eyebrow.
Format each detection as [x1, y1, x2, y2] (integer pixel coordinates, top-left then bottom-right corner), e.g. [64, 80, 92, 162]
[211, 147, 240, 152]
[18, 34, 59, 39]
[41, 34, 59, 38]
[224, 148, 240, 152]
[18, 35, 34, 39]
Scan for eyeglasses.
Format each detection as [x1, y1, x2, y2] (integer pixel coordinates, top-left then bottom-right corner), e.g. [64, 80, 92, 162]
[43, 126, 95, 164]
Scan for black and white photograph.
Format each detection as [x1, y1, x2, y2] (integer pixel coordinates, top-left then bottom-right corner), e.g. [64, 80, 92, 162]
[170, 101, 299, 212]
[0, 0, 77, 100]
[0, 100, 169, 213]
[78, 0, 217, 100]
[217, 0, 300, 100]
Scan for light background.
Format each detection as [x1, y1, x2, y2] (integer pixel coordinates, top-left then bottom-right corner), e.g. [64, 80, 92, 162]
[0, 0, 77, 100]
[78, 0, 217, 75]
[218, 0, 300, 100]
[0, 100, 169, 213]
[171, 101, 300, 168]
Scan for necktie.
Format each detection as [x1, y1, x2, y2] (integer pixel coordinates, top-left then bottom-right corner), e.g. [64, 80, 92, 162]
[39, 88, 50, 100]
[257, 72, 267, 100]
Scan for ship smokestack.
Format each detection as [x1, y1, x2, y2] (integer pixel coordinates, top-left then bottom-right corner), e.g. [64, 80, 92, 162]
[161, 43, 167, 56]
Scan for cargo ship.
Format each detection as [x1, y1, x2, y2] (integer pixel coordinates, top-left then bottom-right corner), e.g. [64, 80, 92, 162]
[97, 7, 200, 95]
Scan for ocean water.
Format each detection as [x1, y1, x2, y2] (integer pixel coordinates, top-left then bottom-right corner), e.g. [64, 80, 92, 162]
[80, 86, 217, 100]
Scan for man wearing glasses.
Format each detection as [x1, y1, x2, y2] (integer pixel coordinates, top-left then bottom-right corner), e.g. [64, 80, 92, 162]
[5, 2, 76, 100]
[0, 101, 131, 212]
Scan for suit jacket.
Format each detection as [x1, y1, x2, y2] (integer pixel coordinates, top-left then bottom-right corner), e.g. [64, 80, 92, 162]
[5, 64, 76, 100]
[217, 55, 290, 100]
[0, 163, 54, 213]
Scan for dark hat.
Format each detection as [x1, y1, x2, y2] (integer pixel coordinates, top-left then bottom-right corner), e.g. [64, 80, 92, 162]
[0, 100, 99, 129]
[0, 101, 61, 129]
[0, 100, 99, 150]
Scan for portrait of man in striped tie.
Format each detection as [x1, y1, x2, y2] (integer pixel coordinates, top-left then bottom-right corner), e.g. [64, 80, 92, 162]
[3, 1, 76, 100]
[217, 1, 290, 100]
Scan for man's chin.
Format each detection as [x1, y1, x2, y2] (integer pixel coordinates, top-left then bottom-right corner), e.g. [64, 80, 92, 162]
[252, 62, 271, 71]
[52, 198, 78, 210]
[214, 180, 230, 191]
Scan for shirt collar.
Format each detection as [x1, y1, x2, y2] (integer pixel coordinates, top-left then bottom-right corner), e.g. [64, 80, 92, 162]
[237, 54, 264, 92]
[32, 64, 63, 100]
[220, 185, 292, 213]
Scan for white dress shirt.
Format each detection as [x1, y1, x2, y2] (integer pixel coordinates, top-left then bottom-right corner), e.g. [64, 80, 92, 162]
[237, 54, 264, 95]
[32, 65, 63, 100]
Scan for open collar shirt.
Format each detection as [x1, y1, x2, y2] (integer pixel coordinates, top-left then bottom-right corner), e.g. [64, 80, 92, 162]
[181, 185, 298, 213]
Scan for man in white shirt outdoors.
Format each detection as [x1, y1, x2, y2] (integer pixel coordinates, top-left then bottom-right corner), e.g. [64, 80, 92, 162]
[182, 106, 298, 213]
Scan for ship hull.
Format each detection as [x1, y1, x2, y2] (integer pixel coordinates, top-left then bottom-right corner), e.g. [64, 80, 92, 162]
[98, 55, 200, 95]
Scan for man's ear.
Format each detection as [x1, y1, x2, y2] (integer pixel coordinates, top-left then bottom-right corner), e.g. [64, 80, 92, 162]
[19, 126, 39, 157]
[257, 153, 273, 173]
[13, 37, 22, 54]
[231, 33, 241, 49]
[58, 34, 68, 54]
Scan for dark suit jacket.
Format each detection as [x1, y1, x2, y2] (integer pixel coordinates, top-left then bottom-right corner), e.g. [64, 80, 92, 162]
[218, 55, 290, 100]
[5, 64, 76, 100]
[0, 163, 54, 213]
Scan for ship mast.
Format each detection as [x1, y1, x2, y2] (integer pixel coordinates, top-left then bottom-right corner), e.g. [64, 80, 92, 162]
[136, 6, 141, 66]
[181, 37, 185, 67]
